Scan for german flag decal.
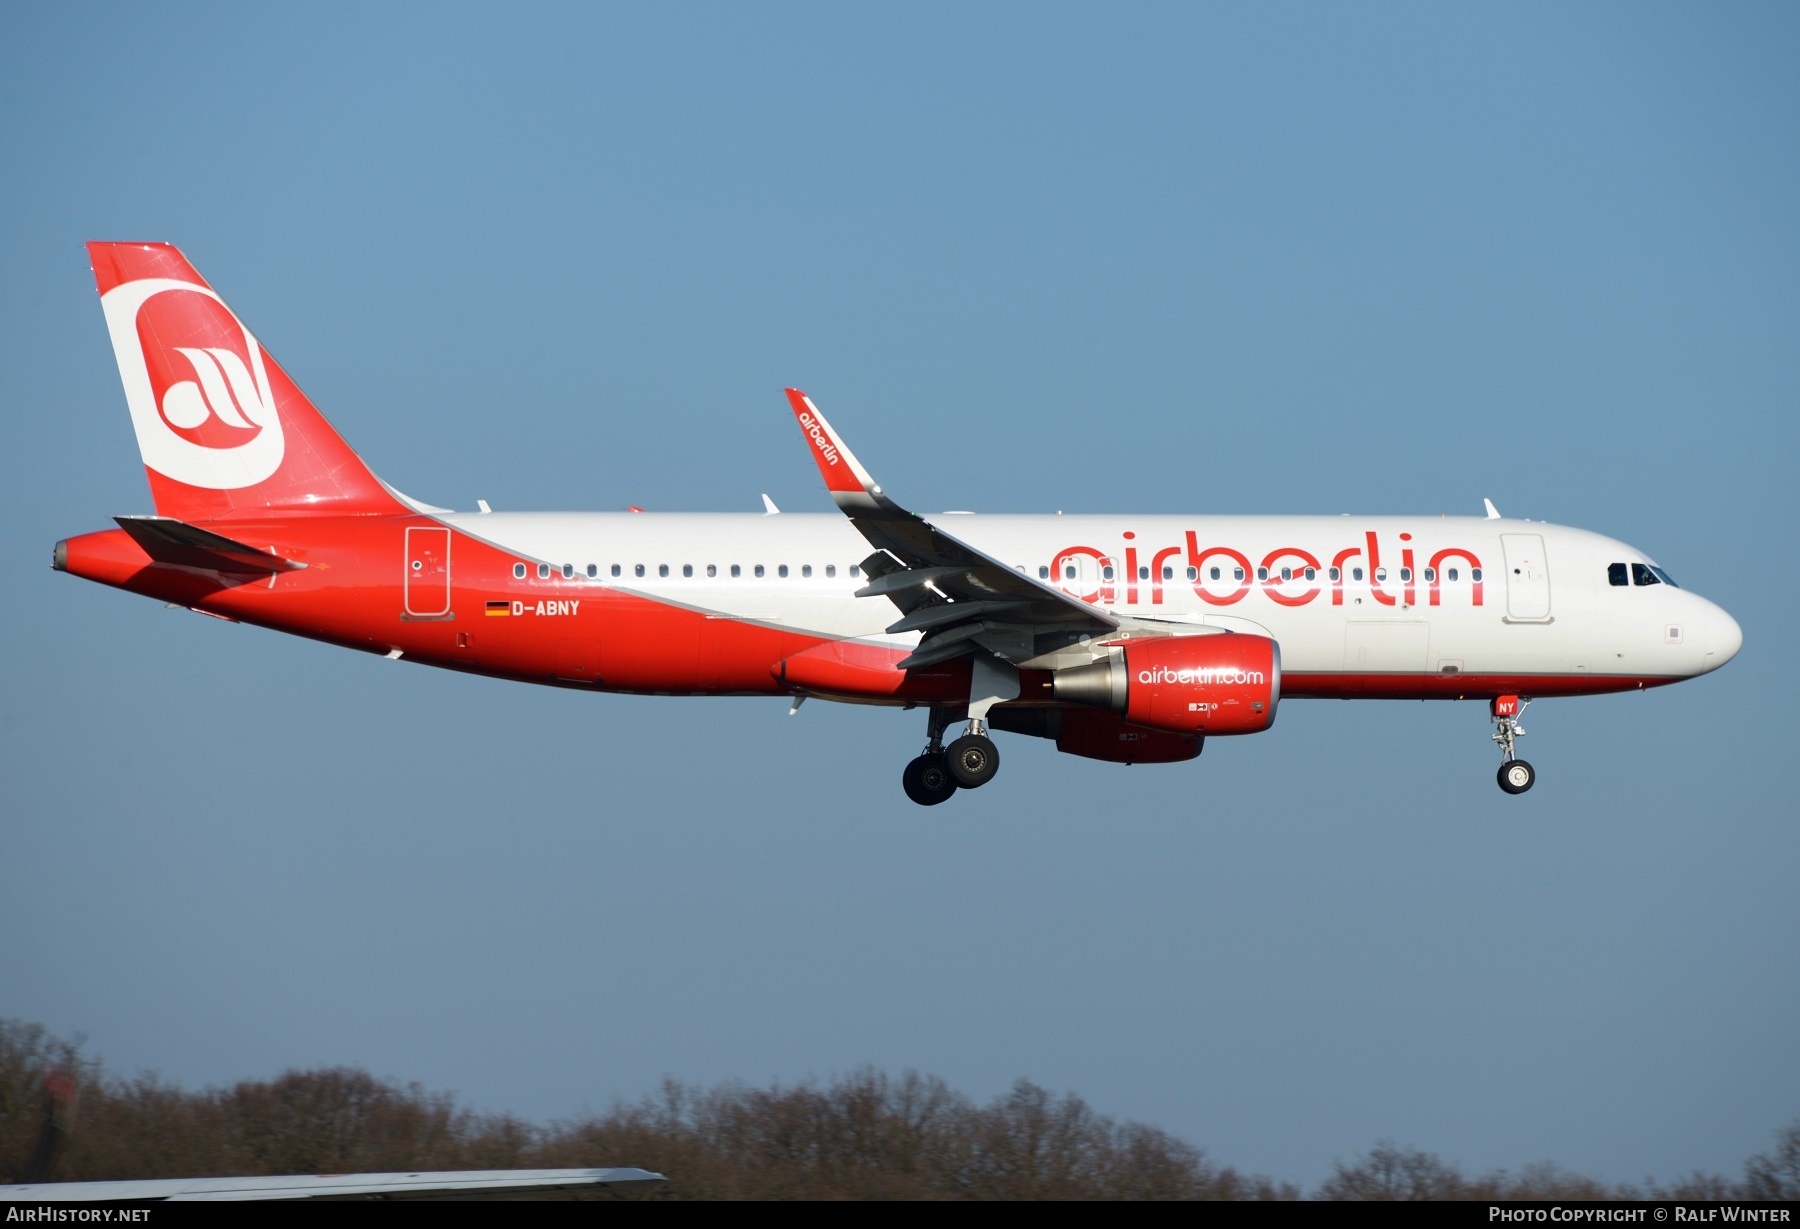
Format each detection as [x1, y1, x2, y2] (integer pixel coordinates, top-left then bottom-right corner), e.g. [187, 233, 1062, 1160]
[486, 600, 511, 617]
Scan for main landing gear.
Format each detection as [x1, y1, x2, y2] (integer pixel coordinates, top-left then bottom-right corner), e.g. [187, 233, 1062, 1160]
[1491, 695, 1536, 795]
[902, 707, 1001, 805]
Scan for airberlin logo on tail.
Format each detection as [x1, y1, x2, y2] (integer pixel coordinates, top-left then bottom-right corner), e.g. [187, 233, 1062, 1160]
[797, 411, 841, 467]
[100, 278, 285, 490]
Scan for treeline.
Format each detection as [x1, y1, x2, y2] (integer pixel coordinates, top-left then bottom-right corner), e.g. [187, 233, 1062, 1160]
[3, 1019, 1795, 1200]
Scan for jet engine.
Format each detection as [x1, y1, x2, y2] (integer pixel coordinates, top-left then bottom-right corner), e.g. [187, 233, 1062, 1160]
[1053, 633, 1281, 735]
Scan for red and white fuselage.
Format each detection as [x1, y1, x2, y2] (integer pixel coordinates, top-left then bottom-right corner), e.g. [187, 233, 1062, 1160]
[56, 243, 1742, 797]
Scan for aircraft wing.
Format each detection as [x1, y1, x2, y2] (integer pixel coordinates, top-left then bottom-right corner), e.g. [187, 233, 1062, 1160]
[0, 1167, 665, 1202]
[785, 389, 1116, 669]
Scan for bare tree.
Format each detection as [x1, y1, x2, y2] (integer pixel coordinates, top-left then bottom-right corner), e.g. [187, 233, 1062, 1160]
[1744, 1121, 1800, 1200]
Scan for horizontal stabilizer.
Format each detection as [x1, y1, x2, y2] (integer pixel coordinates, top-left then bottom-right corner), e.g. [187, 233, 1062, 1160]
[114, 516, 306, 575]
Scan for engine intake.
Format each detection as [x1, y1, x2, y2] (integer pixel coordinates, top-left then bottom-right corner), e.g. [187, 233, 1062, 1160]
[1053, 633, 1281, 735]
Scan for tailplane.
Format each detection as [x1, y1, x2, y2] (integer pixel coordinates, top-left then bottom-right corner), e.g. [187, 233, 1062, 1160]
[88, 242, 408, 521]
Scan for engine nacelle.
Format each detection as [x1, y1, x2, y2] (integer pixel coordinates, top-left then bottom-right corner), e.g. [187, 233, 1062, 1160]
[1054, 708, 1203, 764]
[1053, 633, 1281, 736]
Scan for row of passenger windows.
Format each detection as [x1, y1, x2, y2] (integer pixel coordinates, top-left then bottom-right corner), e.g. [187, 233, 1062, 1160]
[1608, 562, 1678, 588]
[512, 561, 865, 581]
[1056, 564, 1480, 584]
[507, 559, 1480, 585]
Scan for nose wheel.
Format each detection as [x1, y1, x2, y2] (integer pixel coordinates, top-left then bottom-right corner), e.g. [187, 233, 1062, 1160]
[1497, 759, 1536, 794]
[1491, 695, 1536, 794]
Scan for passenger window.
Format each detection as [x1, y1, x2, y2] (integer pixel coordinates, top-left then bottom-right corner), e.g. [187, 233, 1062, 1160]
[802, 565, 812, 578]
[1186, 567, 1198, 581]
[730, 564, 741, 578]
[1256, 567, 1268, 582]
[1233, 567, 1244, 581]
[1329, 567, 1340, 581]
[611, 564, 621, 577]
[635, 564, 645, 577]
[1608, 563, 1629, 587]
[1353, 567, 1364, 581]
[1101, 564, 1115, 581]
[1304, 567, 1316, 581]
[1399, 567, 1411, 583]
[1039, 566, 1050, 579]
[1163, 566, 1174, 581]
[1138, 566, 1150, 581]
[586, 564, 597, 579]
[1632, 563, 1660, 586]
[1280, 567, 1292, 582]
[1447, 567, 1458, 582]
[1065, 565, 1076, 580]
[825, 565, 836, 578]
[755, 565, 765, 578]
[682, 564, 693, 578]
[778, 565, 789, 578]
[513, 562, 526, 579]
[537, 563, 550, 580]
[1423, 567, 1435, 583]
[1471, 568, 1483, 582]
[562, 564, 574, 579]
[1210, 567, 1221, 581]
[707, 564, 717, 577]
[849, 565, 861, 577]
[658, 564, 669, 578]
[1375, 568, 1387, 582]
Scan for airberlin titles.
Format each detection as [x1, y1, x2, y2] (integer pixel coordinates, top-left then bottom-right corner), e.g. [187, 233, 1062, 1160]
[1050, 529, 1485, 609]
[796, 409, 843, 469]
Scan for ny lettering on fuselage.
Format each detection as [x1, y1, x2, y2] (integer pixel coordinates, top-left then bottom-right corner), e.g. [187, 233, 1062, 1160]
[1048, 530, 1479, 608]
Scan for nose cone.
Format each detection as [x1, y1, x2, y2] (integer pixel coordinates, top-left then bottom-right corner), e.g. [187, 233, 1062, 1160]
[1702, 605, 1742, 673]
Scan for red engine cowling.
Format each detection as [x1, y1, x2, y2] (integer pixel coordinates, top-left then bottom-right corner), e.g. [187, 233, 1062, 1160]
[1053, 633, 1281, 736]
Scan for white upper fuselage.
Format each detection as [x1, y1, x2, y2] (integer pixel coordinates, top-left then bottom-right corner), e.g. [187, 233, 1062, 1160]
[441, 510, 1741, 690]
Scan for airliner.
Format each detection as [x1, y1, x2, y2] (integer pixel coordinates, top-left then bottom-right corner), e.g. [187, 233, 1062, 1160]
[56, 243, 1742, 804]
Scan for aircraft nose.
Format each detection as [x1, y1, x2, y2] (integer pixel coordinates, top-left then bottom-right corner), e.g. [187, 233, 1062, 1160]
[1703, 605, 1742, 673]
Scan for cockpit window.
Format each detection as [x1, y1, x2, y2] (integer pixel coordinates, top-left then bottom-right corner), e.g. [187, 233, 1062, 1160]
[1608, 563, 1628, 587]
[1631, 563, 1660, 586]
[1651, 566, 1678, 588]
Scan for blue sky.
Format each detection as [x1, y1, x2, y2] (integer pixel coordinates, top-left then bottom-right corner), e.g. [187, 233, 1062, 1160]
[2, 2, 1795, 1188]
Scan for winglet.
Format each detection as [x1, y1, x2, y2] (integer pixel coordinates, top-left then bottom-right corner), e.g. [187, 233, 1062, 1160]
[1483, 498, 1502, 520]
[783, 388, 892, 511]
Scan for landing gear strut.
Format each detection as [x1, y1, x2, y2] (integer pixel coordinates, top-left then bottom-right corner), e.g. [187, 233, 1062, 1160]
[902, 707, 959, 806]
[1491, 695, 1536, 795]
[900, 659, 1014, 804]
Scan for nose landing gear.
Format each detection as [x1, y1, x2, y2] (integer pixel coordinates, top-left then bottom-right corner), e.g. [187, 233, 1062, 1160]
[1491, 695, 1535, 794]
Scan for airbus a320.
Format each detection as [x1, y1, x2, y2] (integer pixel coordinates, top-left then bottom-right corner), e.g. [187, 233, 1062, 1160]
[56, 243, 1743, 804]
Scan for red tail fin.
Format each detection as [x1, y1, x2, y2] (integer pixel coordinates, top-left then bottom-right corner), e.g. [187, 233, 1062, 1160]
[88, 242, 408, 521]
